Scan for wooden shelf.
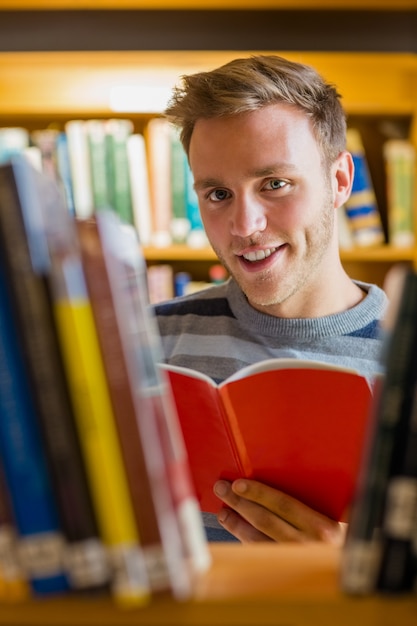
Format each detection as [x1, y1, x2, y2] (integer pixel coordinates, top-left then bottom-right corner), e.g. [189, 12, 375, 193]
[340, 245, 416, 263]
[144, 245, 416, 265]
[1, 1, 415, 11]
[0, 544, 416, 626]
[0, 52, 415, 118]
[144, 245, 217, 262]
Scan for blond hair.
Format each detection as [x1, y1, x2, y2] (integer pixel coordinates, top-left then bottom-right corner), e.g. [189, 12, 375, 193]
[165, 54, 346, 167]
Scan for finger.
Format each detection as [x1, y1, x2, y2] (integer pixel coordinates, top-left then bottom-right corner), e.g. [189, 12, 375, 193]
[217, 507, 274, 543]
[230, 479, 343, 543]
[214, 480, 304, 542]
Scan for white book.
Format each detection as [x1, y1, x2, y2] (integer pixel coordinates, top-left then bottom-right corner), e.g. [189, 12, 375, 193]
[65, 120, 94, 218]
[127, 133, 153, 246]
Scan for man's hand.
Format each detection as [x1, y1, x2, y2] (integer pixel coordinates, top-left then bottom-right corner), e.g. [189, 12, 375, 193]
[214, 479, 346, 544]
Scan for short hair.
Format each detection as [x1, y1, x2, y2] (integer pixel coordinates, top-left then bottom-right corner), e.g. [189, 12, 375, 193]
[165, 54, 347, 166]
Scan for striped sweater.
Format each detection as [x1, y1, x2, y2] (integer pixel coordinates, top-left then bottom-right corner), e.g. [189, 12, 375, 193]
[153, 277, 388, 541]
[154, 277, 388, 383]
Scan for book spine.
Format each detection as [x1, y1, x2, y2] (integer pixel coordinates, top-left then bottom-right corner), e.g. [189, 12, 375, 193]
[170, 127, 190, 244]
[0, 255, 68, 596]
[30, 128, 61, 183]
[0, 127, 29, 164]
[126, 133, 153, 246]
[96, 211, 210, 596]
[345, 128, 385, 247]
[51, 252, 150, 607]
[145, 118, 172, 247]
[77, 217, 178, 595]
[65, 120, 94, 218]
[105, 119, 134, 225]
[84, 120, 112, 211]
[375, 333, 417, 592]
[184, 158, 208, 249]
[341, 271, 417, 594]
[384, 139, 415, 248]
[55, 132, 76, 217]
[0, 158, 110, 593]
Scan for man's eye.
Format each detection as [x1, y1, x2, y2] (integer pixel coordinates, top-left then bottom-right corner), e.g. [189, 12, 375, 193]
[265, 179, 287, 190]
[208, 189, 230, 202]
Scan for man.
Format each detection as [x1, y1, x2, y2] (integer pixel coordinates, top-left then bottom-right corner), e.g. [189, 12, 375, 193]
[153, 55, 388, 543]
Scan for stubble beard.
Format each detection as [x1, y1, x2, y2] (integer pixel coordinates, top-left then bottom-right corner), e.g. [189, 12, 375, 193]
[212, 194, 336, 310]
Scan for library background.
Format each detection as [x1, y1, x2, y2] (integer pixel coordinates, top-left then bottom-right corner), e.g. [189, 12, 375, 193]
[0, 2, 417, 625]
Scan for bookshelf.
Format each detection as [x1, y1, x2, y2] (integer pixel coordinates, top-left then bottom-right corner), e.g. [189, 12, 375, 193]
[0, 6, 416, 623]
[1, 544, 416, 626]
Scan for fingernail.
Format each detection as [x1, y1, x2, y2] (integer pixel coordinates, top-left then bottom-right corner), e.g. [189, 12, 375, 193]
[233, 479, 248, 494]
[217, 508, 229, 524]
[214, 480, 229, 497]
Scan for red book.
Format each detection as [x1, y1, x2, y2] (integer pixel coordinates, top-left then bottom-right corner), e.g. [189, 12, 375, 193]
[161, 359, 375, 522]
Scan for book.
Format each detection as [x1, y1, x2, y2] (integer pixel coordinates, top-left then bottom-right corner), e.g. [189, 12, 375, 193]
[374, 273, 417, 593]
[170, 127, 191, 244]
[105, 119, 134, 226]
[0, 156, 110, 593]
[160, 359, 375, 522]
[341, 270, 417, 595]
[30, 128, 61, 183]
[65, 120, 94, 218]
[77, 216, 196, 598]
[345, 128, 385, 247]
[145, 117, 172, 247]
[126, 132, 153, 246]
[84, 119, 112, 211]
[384, 139, 415, 248]
[95, 210, 210, 578]
[55, 131, 76, 216]
[0, 215, 68, 596]
[147, 264, 174, 304]
[46, 212, 150, 607]
[184, 158, 208, 249]
[0, 127, 29, 164]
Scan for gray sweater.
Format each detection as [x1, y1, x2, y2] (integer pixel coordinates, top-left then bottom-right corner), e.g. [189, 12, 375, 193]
[154, 277, 388, 541]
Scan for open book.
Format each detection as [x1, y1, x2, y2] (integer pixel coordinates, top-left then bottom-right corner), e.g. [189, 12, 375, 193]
[160, 359, 375, 522]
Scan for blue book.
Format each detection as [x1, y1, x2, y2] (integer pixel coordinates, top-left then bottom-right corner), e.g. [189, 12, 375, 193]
[184, 160, 208, 249]
[344, 128, 385, 247]
[0, 262, 68, 596]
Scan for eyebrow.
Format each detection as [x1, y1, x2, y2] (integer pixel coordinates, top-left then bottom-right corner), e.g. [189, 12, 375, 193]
[193, 163, 299, 192]
[194, 178, 222, 192]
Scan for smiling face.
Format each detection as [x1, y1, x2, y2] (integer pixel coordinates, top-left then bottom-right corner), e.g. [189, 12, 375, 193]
[190, 103, 354, 318]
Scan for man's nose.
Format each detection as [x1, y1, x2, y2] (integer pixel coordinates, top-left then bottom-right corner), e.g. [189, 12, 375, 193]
[229, 196, 267, 237]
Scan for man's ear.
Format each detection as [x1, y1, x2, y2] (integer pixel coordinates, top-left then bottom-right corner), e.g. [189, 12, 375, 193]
[332, 151, 354, 209]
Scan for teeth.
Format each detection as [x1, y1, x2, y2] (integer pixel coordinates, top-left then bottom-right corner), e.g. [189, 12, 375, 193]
[243, 247, 277, 262]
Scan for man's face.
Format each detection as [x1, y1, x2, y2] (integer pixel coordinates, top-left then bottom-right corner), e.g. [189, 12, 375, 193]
[190, 103, 346, 318]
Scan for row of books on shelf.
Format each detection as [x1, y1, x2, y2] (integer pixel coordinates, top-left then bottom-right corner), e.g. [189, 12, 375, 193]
[0, 156, 211, 606]
[0, 119, 208, 252]
[147, 263, 228, 304]
[0, 121, 415, 254]
[342, 128, 415, 249]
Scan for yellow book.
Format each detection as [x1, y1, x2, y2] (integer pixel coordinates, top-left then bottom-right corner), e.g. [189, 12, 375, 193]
[384, 139, 415, 248]
[52, 256, 150, 607]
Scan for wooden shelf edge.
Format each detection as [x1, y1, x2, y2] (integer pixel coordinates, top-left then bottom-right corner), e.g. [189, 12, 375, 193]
[0, 544, 416, 626]
[143, 244, 416, 264]
[340, 245, 416, 263]
[1, 1, 416, 11]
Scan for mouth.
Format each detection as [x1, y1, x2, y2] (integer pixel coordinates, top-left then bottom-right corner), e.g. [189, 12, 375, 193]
[241, 246, 279, 262]
[236, 245, 286, 271]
